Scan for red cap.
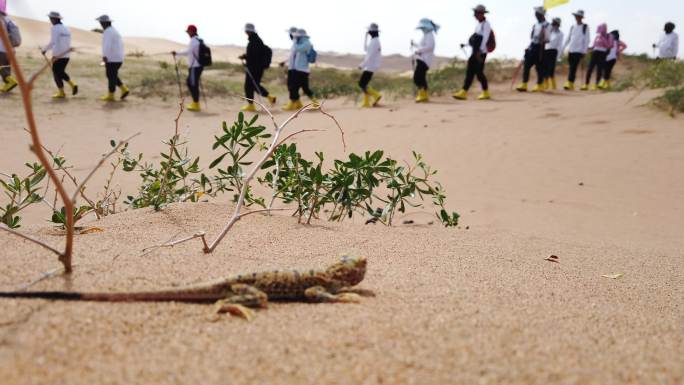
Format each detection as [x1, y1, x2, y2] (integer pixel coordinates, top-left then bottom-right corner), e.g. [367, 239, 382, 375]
[186, 24, 197, 33]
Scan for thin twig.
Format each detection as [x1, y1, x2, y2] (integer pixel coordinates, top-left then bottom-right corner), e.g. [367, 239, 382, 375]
[318, 104, 347, 151]
[0, 224, 61, 256]
[15, 266, 70, 292]
[157, 101, 184, 205]
[0, 20, 73, 272]
[72, 132, 141, 204]
[274, 129, 324, 148]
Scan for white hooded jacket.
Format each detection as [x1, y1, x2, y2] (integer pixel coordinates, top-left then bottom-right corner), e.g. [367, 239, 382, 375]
[414, 31, 435, 67]
[102, 25, 124, 63]
[44, 23, 71, 59]
[360, 36, 381, 72]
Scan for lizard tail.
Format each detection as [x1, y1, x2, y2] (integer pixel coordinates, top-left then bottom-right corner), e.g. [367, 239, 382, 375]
[0, 290, 219, 302]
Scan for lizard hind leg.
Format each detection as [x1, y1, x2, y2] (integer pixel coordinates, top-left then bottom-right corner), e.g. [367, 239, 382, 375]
[213, 284, 269, 321]
[304, 286, 362, 304]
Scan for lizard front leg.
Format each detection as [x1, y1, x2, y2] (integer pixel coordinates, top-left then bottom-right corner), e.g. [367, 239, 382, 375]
[304, 286, 362, 303]
[213, 284, 268, 321]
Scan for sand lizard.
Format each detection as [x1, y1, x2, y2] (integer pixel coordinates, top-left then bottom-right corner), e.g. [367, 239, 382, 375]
[0, 255, 369, 320]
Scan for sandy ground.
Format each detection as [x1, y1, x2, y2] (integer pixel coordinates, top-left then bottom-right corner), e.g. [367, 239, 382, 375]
[1, 78, 683, 384]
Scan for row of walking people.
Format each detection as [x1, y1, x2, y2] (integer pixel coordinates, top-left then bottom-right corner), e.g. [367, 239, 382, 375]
[1, 7, 680, 109]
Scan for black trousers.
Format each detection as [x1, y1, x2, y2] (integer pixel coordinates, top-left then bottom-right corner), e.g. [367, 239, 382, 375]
[567, 52, 584, 83]
[463, 52, 488, 91]
[0, 52, 11, 80]
[289, 70, 314, 101]
[585, 50, 607, 85]
[358, 71, 374, 92]
[105, 62, 123, 93]
[604, 59, 616, 80]
[413, 59, 429, 89]
[187, 66, 203, 103]
[543, 49, 558, 79]
[52, 58, 71, 88]
[244, 66, 269, 101]
[522, 44, 544, 84]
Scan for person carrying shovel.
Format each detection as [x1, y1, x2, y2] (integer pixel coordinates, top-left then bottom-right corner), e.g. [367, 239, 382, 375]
[239, 23, 276, 112]
[172, 24, 204, 111]
[42, 11, 78, 99]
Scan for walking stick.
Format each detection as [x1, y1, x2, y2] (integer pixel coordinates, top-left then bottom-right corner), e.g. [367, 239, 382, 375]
[171, 53, 184, 100]
[510, 58, 523, 90]
[242, 59, 266, 105]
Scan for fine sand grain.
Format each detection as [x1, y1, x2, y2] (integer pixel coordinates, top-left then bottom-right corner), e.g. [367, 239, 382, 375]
[1, 69, 683, 383]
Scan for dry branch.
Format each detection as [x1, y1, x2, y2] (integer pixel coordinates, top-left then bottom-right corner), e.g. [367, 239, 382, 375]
[0, 19, 74, 272]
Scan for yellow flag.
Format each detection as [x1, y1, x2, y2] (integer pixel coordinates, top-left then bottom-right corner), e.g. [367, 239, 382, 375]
[544, 0, 569, 9]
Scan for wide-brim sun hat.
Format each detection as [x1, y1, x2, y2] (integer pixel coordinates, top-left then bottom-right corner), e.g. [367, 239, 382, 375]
[534, 6, 546, 15]
[95, 14, 112, 23]
[47, 11, 63, 19]
[244, 23, 256, 33]
[552, 17, 561, 25]
[294, 29, 309, 38]
[416, 18, 436, 31]
[473, 5, 489, 14]
[286, 26, 298, 34]
[367, 23, 379, 32]
[572, 10, 585, 18]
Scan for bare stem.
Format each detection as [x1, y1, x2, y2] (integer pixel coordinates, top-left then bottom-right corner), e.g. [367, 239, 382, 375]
[0, 20, 74, 272]
[72, 132, 141, 204]
[0, 224, 62, 257]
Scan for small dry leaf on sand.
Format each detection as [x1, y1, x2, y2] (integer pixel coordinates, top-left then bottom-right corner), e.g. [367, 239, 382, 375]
[545, 255, 560, 263]
[78, 227, 105, 234]
[602, 273, 624, 279]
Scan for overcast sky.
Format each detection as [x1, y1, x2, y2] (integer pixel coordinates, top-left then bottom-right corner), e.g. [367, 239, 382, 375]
[7, 0, 682, 59]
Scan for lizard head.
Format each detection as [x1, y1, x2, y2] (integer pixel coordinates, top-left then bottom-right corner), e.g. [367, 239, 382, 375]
[326, 255, 367, 286]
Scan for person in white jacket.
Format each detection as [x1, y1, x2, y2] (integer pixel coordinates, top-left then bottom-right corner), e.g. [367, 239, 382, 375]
[453, 4, 492, 101]
[542, 17, 564, 90]
[516, 6, 550, 92]
[41, 12, 77, 99]
[96, 15, 128, 101]
[655, 22, 678, 59]
[562, 10, 590, 90]
[358, 23, 382, 108]
[412, 18, 438, 103]
[172, 24, 203, 111]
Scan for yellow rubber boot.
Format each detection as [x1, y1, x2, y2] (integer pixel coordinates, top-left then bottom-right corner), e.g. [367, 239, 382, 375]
[309, 97, 320, 108]
[187, 102, 201, 111]
[415, 88, 429, 103]
[52, 88, 66, 99]
[477, 90, 491, 100]
[590, 84, 598, 91]
[1, 76, 18, 93]
[367, 87, 382, 106]
[67, 80, 78, 95]
[579, 84, 589, 91]
[550, 78, 557, 90]
[531, 83, 544, 92]
[241, 103, 257, 112]
[452, 89, 468, 100]
[563, 81, 574, 91]
[119, 84, 130, 100]
[515, 82, 528, 92]
[267, 95, 277, 105]
[597, 79, 607, 90]
[360, 93, 372, 108]
[282, 100, 299, 111]
[603, 80, 611, 90]
[100, 92, 115, 102]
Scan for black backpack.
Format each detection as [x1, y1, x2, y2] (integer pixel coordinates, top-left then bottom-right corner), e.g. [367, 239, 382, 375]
[262, 44, 273, 69]
[197, 39, 212, 67]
